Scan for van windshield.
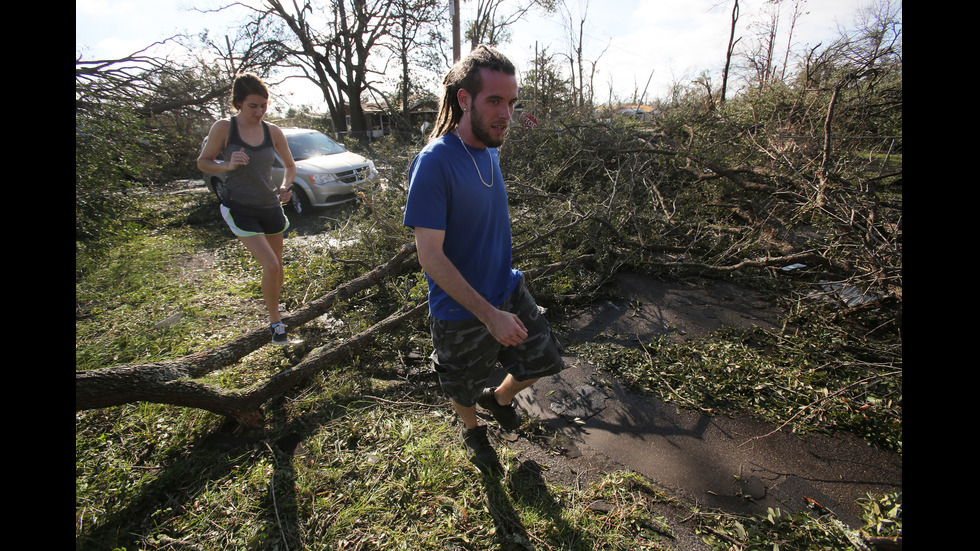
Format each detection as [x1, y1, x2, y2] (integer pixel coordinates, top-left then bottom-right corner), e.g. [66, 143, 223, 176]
[286, 131, 346, 160]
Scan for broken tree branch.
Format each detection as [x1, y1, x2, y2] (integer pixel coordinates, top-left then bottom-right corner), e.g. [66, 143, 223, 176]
[74, 300, 427, 425]
[658, 249, 834, 273]
[75, 243, 419, 414]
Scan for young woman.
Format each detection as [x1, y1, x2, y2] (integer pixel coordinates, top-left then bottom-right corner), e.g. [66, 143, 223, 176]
[197, 74, 297, 345]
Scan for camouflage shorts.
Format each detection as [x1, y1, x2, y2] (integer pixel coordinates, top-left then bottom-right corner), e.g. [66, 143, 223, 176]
[429, 279, 566, 407]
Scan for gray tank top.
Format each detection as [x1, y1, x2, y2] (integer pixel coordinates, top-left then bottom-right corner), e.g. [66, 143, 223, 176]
[220, 117, 279, 208]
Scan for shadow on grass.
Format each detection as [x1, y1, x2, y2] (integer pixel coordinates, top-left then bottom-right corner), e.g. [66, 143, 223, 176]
[77, 380, 592, 550]
[76, 391, 345, 550]
[479, 459, 595, 551]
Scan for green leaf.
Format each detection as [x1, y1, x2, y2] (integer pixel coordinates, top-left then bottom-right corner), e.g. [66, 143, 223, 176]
[733, 521, 746, 539]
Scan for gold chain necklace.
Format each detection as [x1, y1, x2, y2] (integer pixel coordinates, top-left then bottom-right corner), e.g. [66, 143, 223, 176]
[454, 130, 493, 188]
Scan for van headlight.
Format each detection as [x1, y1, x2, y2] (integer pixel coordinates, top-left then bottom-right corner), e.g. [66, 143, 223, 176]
[309, 173, 338, 184]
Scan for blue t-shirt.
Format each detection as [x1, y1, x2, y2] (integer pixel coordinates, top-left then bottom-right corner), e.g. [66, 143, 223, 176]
[404, 133, 522, 320]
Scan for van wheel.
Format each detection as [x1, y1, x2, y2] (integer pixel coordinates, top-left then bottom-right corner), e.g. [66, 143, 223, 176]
[212, 179, 228, 203]
[289, 185, 312, 215]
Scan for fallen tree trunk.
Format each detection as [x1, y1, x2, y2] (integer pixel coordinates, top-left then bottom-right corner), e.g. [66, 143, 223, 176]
[75, 243, 418, 413]
[75, 301, 427, 427]
[198, 241, 416, 379]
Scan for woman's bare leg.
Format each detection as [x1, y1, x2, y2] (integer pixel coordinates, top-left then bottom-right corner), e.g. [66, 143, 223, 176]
[237, 233, 285, 323]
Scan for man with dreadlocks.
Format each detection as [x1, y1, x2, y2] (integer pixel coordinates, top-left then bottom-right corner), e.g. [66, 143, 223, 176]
[403, 45, 566, 474]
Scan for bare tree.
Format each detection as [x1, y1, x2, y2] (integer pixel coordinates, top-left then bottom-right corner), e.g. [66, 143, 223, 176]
[76, 40, 232, 118]
[252, 0, 396, 139]
[836, 0, 903, 71]
[750, 1, 781, 89]
[194, 7, 292, 83]
[76, 42, 174, 113]
[558, 0, 608, 114]
[76, 15, 288, 120]
[386, 0, 446, 118]
[737, 0, 809, 92]
[465, 0, 558, 49]
[720, 0, 740, 104]
[778, 0, 807, 82]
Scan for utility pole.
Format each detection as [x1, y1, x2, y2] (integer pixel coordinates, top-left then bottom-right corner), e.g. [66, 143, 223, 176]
[452, 0, 461, 62]
[534, 41, 538, 110]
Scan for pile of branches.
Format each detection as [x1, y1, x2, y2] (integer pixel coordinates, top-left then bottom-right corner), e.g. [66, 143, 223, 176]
[502, 112, 901, 307]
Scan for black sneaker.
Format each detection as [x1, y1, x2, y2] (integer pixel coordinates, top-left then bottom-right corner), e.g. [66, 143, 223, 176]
[271, 322, 289, 345]
[462, 425, 502, 475]
[477, 387, 522, 431]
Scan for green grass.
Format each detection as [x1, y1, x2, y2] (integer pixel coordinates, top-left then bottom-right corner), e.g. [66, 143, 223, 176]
[75, 370, 686, 550]
[76, 184, 900, 550]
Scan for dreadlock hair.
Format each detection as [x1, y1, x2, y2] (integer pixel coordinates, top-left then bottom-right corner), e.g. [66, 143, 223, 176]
[428, 45, 516, 142]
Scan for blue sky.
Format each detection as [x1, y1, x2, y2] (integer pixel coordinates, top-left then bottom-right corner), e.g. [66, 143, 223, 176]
[76, 0, 877, 108]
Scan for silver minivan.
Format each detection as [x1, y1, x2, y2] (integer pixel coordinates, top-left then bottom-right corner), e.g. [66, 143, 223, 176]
[203, 128, 378, 214]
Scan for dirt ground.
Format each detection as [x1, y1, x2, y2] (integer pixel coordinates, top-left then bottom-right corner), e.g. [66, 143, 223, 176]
[485, 271, 901, 549]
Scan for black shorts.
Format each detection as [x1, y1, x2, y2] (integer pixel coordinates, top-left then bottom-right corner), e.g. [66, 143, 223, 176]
[220, 201, 289, 237]
[428, 279, 566, 407]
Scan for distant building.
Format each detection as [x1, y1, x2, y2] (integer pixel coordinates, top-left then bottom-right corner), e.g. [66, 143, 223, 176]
[611, 104, 658, 122]
[318, 100, 439, 141]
